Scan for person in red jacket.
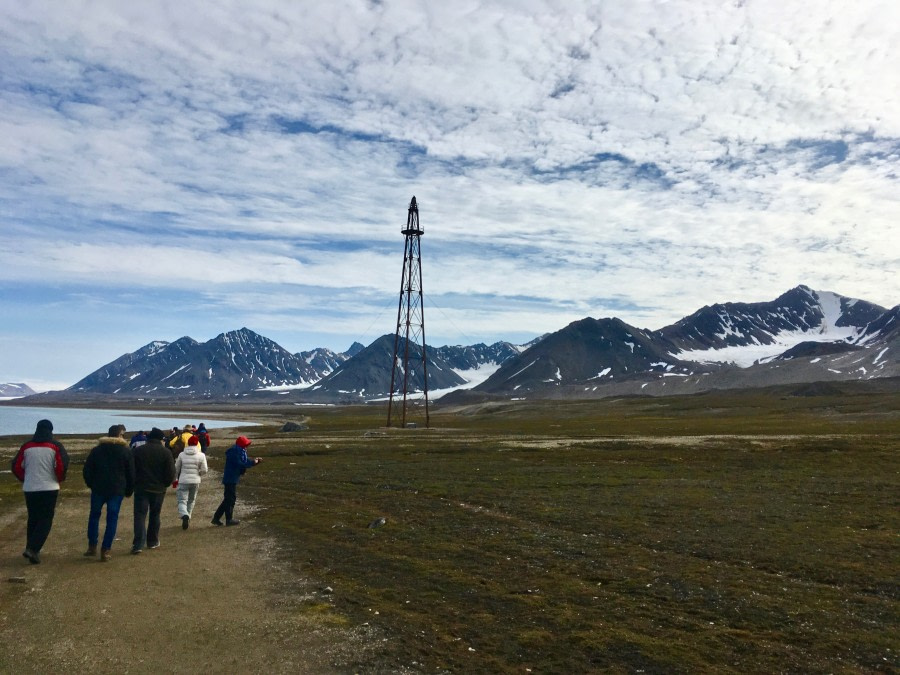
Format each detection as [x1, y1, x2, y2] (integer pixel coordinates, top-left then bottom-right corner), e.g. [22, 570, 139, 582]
[10, 419, 69, 564]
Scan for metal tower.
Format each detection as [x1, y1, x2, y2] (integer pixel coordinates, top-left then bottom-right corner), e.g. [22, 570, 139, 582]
[387, 196, 430, 428]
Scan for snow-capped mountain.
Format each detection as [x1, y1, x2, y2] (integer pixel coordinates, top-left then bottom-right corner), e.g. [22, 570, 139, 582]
[0, 382, 37, 398]
[60, 330, 524, 401]
[661, 286, 885, 366]
[452, 286, 898, 400]
[295, 342, 365, 380]
[68, 328, 324, 396]
[297, 336, 524, 402]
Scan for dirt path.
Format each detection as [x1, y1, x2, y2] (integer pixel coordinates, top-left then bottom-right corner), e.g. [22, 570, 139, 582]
[0, 470, 374, 674]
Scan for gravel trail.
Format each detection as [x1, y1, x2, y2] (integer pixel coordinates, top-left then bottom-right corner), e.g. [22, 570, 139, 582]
[0, 470, 374, 674]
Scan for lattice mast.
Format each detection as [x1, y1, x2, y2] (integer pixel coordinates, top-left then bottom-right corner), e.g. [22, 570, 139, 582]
[387, 196, 430, 428]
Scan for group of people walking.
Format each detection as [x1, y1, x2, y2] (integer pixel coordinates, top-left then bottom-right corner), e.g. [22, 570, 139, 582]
[10, 419, 263, 564]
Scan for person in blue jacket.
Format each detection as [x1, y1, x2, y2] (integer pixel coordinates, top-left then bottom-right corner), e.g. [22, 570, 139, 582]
[211, 436, 261, 526]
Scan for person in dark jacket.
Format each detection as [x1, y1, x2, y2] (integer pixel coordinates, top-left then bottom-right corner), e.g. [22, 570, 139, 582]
[83, 424, 135, 562]
[195, 423, 211, 453]
[211, 436, 261, 527]
[10, 419, 69, 564]
[130, 427, 176, 554]
[129, 430, 147, 449]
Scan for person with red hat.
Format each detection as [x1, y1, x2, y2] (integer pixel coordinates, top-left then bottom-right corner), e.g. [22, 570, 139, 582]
[211, 435, 261, 527]
[174, 434, 208, 530]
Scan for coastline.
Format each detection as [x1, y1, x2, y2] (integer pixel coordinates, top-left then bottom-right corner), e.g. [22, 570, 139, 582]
[0, 401, 303, 438]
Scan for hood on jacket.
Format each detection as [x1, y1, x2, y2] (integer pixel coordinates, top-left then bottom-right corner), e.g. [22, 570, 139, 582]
[33, 419, 55, 443]
[97, 436, 129, 447]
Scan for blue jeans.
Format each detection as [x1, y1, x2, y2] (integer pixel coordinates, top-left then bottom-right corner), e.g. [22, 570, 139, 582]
[132, 490, 166, 550]
[88, 492, 124, 550]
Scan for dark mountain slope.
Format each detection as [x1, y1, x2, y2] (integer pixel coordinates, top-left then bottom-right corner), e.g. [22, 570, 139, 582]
[69, 329, 319, 396]
[477, 317, 697, 395]
[301, 335, 470, 401]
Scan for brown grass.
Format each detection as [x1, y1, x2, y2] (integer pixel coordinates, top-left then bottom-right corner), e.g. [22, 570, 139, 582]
[2, 389, 898, 672]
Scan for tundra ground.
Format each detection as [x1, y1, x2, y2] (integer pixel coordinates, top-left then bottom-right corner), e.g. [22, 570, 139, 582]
[1, 389, 898, 673]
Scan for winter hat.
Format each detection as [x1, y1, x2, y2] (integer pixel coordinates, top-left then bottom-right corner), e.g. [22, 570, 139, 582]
[183, 424, 192, 432]
[188, 435, 200, 446]
[36, 419, 53, 433]
[148, 427, 165, 441]
[235, 436, 252, 448]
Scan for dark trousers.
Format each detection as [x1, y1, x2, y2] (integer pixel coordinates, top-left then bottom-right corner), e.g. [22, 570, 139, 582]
[213, 483, 237, 523]
[24, 490, 59, 554]
[132, 490, 166, 550]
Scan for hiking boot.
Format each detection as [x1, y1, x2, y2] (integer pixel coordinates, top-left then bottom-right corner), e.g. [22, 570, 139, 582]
[182, 515, 190, 530]
[100, 549, 111, 562]
[23, 549, 40, 564]
[84, 545, 97, 557]
[211, 518, 223, 526]
[225, 519, 241, 526]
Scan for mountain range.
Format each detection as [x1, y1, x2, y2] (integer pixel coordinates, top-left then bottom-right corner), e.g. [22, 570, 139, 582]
[11, 285, 899, 404]
[465, 285, 897, 400]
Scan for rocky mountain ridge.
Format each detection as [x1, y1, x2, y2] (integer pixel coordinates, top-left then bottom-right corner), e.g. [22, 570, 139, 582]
[15, 285, 900, 404]
[464, 285, 898, 400]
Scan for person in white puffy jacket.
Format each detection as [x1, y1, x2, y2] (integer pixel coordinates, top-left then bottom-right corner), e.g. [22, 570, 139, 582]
[173, 435, 208, 530]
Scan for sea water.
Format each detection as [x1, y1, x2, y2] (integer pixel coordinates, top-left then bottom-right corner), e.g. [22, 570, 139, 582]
[0, 405, 259, 437]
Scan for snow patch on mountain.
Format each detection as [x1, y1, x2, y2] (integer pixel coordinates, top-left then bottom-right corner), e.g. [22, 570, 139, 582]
[674, 289, 865, 367]
[255, 379, 318, 392]
[425, 362, 503, 400]
[676, 330, 848, 367]
[872, 348, 890, 365]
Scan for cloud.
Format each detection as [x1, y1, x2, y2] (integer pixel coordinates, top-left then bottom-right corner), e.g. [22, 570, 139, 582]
[1, 0, 898, 386]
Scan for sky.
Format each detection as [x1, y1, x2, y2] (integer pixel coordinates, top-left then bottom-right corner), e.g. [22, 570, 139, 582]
[2, 0, 898, 392]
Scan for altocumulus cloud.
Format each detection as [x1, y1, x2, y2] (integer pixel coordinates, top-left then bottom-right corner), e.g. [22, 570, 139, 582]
[0, 0, 897, 389]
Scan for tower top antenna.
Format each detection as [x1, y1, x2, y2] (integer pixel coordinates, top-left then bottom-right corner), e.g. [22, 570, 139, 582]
[402, 196, 422, 235]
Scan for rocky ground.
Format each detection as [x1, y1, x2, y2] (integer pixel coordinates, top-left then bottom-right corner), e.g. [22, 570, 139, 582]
[0, 469, 378, 674]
